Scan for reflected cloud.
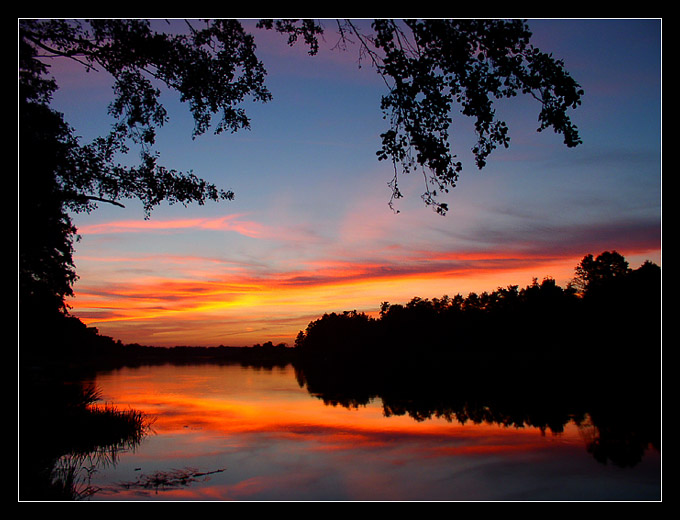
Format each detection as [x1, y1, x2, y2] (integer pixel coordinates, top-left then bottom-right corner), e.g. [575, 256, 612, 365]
[84, 363, 660, 501]
[97, 364, 582, 459]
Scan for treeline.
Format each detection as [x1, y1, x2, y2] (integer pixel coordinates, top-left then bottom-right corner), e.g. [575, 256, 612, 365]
[118, 341, 296, 368]
[294, 251, 661, 363]
[20, 313, 295, 371]
[22, 250, 660, 370]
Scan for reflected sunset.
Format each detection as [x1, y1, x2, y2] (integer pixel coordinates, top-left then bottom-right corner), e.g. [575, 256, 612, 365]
[84, 363, 632, 501]
[97, 364, 567, 444]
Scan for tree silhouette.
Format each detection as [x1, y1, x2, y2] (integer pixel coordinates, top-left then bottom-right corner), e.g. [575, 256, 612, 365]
[19, 18, 584, 319]
[294, 252, 659, 361]
[262, 19, 584, 214]
[572, 250, 630, 296]
[20, 20, 257, 318]
[368, 19, 584, 215]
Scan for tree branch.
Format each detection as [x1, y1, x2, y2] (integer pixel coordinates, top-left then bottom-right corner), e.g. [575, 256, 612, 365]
[64, 194, 126, 208]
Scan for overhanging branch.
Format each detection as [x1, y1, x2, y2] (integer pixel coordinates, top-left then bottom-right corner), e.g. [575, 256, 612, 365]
[63, 193, 126, 208]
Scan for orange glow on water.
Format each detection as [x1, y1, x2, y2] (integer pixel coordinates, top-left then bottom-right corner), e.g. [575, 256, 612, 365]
[87, 363, 608, 501]
[95, 364, 581, 451]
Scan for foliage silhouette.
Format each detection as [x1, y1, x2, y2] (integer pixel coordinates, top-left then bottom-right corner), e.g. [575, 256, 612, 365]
[20, 19, 246, 321]
[572, 250, 630, 295]
[19, 18, 584, 321]
[261, 19, 583, 214]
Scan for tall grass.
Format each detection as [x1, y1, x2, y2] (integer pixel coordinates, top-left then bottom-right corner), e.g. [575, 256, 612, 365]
[45, 402, 154, 500]
[20, 374, 154, 500]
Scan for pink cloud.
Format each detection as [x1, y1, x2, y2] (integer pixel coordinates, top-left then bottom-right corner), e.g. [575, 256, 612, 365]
[77, 214, 270, 238]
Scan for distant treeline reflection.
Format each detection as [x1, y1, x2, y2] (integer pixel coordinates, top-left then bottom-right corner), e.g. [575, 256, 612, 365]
[293, 340, 660, 468]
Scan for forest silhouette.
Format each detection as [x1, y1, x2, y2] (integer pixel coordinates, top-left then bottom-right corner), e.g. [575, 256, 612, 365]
[294, 251, 660, 361]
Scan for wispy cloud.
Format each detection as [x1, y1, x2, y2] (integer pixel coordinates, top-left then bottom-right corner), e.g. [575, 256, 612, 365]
[69, 245, 576, 344]
[69, 190, 661, 348]
[77, 214, 271, 239]
[69, 196, 661, 346]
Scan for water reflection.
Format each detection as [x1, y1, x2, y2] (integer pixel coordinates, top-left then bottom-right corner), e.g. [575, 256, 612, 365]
[294, 353, 661, 470]
[70, 361, 660, 501]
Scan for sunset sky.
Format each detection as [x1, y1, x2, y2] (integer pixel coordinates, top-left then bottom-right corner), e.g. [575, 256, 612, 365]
[46, 19, 661, 347]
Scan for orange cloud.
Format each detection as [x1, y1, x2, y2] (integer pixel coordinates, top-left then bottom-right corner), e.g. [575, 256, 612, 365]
[69, 243, 595, 347]
[68, 198, 660, 347]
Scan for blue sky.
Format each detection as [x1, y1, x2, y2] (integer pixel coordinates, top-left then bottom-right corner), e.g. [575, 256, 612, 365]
[44, 19, 661, 346]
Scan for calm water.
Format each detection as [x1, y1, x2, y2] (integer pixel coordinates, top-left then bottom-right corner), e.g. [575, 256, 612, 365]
[76, 362, 660, 501]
